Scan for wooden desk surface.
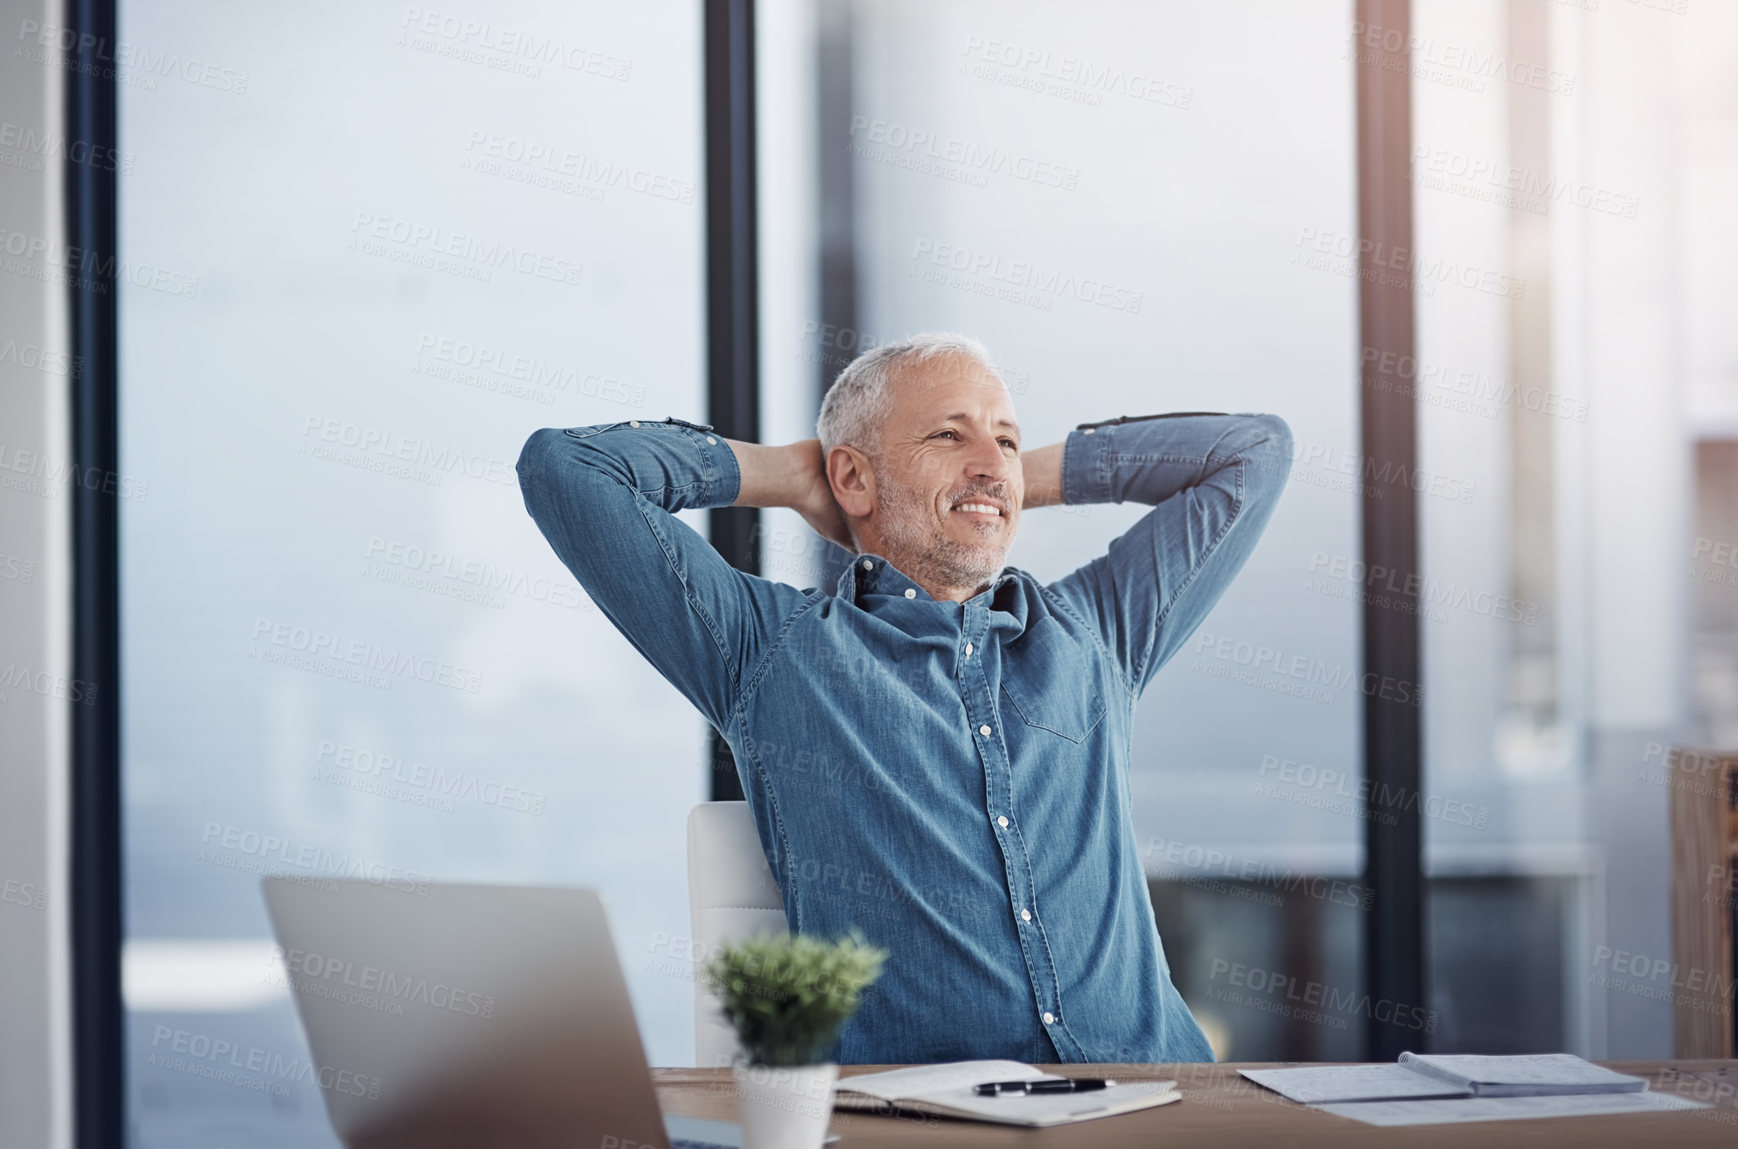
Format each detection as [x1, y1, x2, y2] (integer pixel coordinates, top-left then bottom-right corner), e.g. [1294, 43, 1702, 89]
[654, 1061, 1738, 1147]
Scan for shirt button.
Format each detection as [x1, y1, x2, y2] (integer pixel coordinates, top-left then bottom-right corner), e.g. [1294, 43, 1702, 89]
[997, 815, 1009, 828]
[1042, 1012, 1055, 1025]
[978, 724, 991, 737]
[1020, 909, 1032, 922]
[706, 436, 716, 444]
[629, 420, 640, 427]
[965, 643, 974, 657]
[904, 588, 916, 599]
[861, 560, 873, 571]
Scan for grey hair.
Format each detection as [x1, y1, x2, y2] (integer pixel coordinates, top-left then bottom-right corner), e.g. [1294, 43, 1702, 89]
[815, 332, 1005, 460]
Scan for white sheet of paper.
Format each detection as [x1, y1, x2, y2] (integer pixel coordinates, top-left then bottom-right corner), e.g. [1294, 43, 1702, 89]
[1314, 1091, 1708, 1127]
[1240, 1065, 1469, 1104]
[835, 1060, 1059, 1101]
[1398, 1052, 1647, 1094]
[891, 1081, 1180, 1128]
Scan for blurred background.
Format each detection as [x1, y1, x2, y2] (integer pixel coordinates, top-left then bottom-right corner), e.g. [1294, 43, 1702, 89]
[2, 0, 1736, 1146]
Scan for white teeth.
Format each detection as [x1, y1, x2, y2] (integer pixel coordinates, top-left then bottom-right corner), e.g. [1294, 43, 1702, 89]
[954, 503, 1001, 516]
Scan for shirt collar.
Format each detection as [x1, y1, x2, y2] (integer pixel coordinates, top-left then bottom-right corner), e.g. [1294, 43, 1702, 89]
[832, 550, 1022, 609]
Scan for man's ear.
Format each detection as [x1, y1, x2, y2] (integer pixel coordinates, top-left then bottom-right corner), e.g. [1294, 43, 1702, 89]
[827, 444, 876, 520]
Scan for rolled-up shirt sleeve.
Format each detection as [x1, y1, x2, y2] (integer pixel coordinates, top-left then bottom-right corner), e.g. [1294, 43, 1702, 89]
[516, 417, 801, 735]
[1049, 412, 1293, 699]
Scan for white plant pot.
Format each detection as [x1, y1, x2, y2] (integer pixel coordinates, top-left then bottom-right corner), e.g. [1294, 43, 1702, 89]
[730, 1061, 839, 1149]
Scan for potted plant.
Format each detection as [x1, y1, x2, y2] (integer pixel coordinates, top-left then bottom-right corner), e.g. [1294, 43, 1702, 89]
[704, 930, 888, 1149]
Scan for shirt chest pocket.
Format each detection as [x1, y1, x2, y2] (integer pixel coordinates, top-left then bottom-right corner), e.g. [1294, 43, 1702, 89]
[997, 617, 1108, 744]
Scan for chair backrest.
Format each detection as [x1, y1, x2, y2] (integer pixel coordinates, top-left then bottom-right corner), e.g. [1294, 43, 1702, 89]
[686, 801, 787, 1067]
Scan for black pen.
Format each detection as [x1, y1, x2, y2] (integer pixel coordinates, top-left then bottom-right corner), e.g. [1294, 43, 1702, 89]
[973, 1078, 1117, 1096]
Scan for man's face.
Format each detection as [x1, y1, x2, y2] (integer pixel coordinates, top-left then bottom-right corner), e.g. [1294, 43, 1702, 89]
[867, 354, 1022, 591]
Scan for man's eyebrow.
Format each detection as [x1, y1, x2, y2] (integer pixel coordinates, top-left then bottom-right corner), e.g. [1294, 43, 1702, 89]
[939, 412, 1021, 433]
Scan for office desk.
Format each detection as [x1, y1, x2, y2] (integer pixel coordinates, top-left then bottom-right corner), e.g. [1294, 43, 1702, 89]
[654, 1061, 1738, 1147]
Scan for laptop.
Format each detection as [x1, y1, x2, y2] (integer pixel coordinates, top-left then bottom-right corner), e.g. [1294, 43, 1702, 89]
[261, 878, 752, 1149]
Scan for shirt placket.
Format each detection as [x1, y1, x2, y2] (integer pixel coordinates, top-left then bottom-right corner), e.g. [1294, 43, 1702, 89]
[960, 598, 1086, 1061]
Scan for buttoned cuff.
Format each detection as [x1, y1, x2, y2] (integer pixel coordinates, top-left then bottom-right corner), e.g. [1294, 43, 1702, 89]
[658, 416, 742, 509]
[1060, 423, 1112, 506]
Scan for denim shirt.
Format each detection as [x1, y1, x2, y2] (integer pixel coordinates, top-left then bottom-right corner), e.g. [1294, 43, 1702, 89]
[516, 410, 1292, 1065]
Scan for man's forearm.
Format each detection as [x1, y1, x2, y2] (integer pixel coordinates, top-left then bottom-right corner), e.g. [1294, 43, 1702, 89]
[725, 438, 823, 511]
[1020, 442, 1065, 509]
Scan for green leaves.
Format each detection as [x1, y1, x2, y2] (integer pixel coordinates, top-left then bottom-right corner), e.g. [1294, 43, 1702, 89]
[704, 930, 889, 1067]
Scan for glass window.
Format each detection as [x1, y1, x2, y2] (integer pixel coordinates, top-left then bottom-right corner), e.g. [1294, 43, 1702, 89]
[119, 4, 703, 1144]
[1409, 0, 1737, 1056]
[760, 0, 1363, 1060]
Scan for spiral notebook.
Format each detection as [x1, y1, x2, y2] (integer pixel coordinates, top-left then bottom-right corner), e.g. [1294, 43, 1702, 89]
[832, 1060, 1180, 1128]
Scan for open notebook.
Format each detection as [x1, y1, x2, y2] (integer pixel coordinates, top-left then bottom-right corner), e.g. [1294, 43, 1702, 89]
[832, 1060, 1180, 1128]
[1242, 1052, 1649, 1105]
[1237, 1052, 1708, 1127]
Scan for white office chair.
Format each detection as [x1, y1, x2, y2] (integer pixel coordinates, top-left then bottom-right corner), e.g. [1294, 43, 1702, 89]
[686, 801, 788, 1067]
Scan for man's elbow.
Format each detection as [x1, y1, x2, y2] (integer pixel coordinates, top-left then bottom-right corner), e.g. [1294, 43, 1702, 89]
[1250, 413, 1292, 463]
[515, 427, 572, 512]
[1238, 413, 1294, 495]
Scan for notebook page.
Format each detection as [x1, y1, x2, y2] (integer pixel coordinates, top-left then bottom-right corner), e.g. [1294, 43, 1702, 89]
[1316, 1091, 1706, 1127]
[1398, 1052, 1648, 1095]
[890, 1081, 1180, 1128]
[1241, 1064, 1470, 1104]
[834, 1060, 1059, 1103]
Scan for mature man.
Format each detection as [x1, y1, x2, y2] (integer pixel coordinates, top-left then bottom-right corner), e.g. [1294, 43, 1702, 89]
[516, 333, 1291, 1064]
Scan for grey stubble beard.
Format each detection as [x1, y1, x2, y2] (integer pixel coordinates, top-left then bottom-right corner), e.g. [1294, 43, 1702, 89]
[871, 464, 1011, 592]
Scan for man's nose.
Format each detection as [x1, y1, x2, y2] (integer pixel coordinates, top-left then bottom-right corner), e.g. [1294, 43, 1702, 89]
[965, 438, 1012, 482]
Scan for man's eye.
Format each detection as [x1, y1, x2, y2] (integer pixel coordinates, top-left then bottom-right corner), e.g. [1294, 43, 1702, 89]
[934, 430, 957, 439]
[1000, 439, 1018, 450]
